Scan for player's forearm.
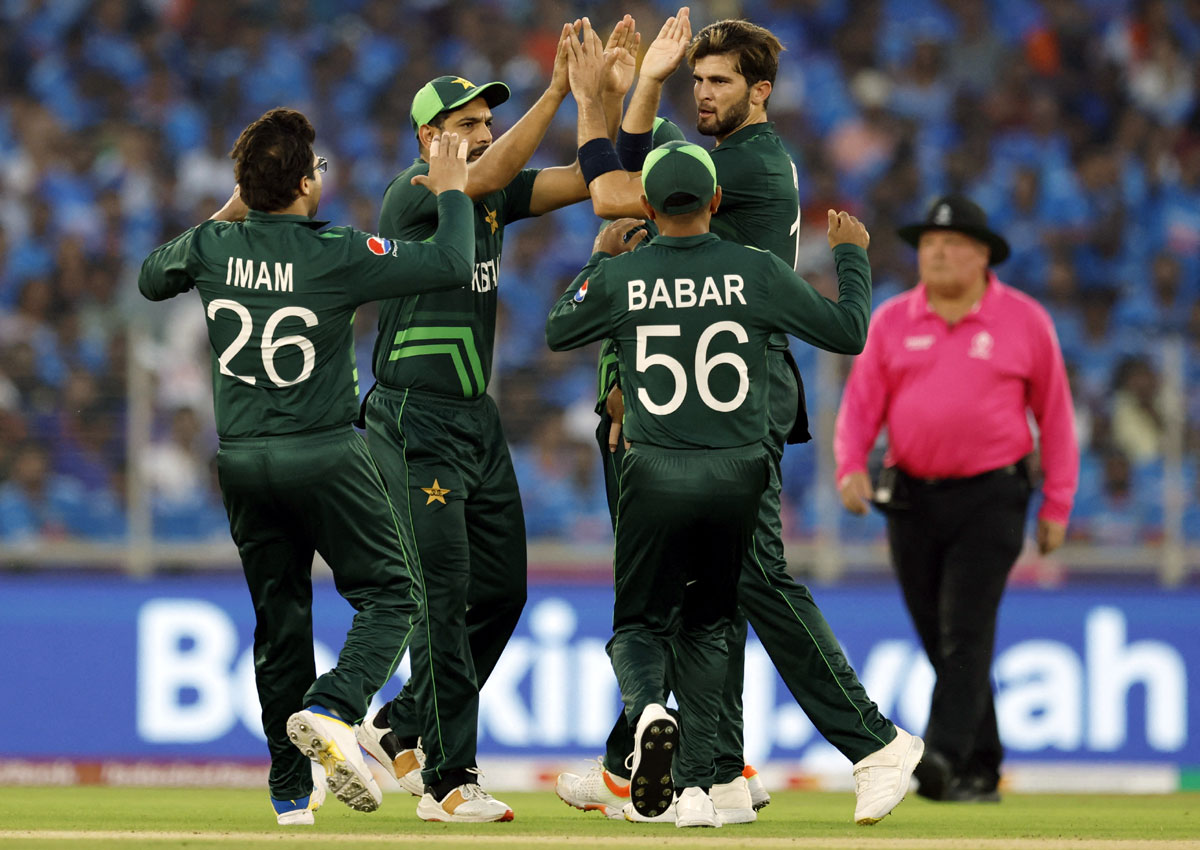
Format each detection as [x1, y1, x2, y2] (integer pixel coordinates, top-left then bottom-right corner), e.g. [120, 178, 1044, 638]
[545, 259, 608, 350]
[466, 87, 567, 200]
[603, 91, 625, 141]
[783, 247, 872, 354]
[621, 76, 663, 135]
[577, 92, 611, 148]
[588, 170, 646, 219]
[138, 228, 198, 301]
[423, 190, 477, 286]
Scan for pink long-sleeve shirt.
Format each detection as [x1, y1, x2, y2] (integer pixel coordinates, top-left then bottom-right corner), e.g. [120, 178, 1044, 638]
[834, 274, 1078, 525]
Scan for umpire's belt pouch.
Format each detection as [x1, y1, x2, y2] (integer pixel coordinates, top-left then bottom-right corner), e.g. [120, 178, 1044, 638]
[871, 466, 912, 513]
[782, 349, 812, 445]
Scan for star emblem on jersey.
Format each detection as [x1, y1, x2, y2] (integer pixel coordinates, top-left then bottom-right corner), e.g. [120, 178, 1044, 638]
[484, 207, 498, 234]
[422, 479, 451, 505]
[451, 76, 474, 90]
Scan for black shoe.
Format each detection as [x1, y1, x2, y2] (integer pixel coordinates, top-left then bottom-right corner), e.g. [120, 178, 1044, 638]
[913, 749, 953, 801]
[945, 774, 1001, 803]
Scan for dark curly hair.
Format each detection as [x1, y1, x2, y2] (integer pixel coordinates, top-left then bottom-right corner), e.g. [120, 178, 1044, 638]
[686, 20, 784, 108]
[229, 108, 317, 212]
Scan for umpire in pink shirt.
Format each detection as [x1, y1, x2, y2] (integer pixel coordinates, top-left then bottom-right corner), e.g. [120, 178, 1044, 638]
[834, 195, 1078, 803]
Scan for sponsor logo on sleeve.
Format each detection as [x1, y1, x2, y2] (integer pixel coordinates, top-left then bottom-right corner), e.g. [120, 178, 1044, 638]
[573, 280, 589, 303]
[367, 236, 393, 256]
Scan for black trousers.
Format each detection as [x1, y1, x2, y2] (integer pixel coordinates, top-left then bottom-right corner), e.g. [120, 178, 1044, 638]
[883, 464, 1031, 785]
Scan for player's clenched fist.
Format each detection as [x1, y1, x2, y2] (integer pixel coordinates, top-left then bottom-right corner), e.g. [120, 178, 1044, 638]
[826, 209, 870, 250]
[411, 131, 469, 195]
[593, 217, 648, 255]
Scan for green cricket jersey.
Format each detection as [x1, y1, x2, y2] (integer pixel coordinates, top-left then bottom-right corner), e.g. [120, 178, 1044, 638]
[138, 194, 474, 439]
[548, 236, 871, 449]
[594, 120, 801, 411]
[711, 122, 801, 352]
[370, 161, 540, 397]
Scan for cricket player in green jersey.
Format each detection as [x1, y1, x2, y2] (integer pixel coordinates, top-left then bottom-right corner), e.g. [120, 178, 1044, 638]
[557, 18, 924, 826]
[352, 18, 646, 823]
[138, 108, 473, 826]
[546, 141, 874, 827]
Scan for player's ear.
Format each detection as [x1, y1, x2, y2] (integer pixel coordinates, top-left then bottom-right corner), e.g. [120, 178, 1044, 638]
[750, 79, 771, 107]
[417, 124, 435, 155]
[709, 185, 722, 215]
[640, 195, 657, 221]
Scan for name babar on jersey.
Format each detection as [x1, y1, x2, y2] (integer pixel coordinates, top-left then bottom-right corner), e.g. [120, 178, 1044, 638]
[626, 274, 748, 311]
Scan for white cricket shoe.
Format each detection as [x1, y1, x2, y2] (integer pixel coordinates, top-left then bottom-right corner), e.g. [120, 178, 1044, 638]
[354, 705, 425, 795]
[675, 786, 722, 828]
[628, 704, 677, 820]
[711, 774, 756, 824]
[744, 764, 771, 810]
[416, 776, 515, 823]
[270, 763, 327, 825]
[555, 758, 629, 819]
[852, 727, 924, 825]
[286, 707, 382, 813]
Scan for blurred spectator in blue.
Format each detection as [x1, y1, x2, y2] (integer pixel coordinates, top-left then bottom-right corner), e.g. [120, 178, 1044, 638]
[144, 406, 226, 541]
[1071, 447, 1161, 544]
[1114, 251, 1194, 334]
[0, 440, 85, 543]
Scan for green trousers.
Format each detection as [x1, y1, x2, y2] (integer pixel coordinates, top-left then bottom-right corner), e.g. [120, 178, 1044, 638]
[609, 442, 768, 788]
[601, 351, 896, 781]
[216, 425, 421, 800]
[365, 385, 527, 787]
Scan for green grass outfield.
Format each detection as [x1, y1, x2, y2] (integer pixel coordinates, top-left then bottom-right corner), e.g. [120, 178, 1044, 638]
[0, 788, 1196, 849]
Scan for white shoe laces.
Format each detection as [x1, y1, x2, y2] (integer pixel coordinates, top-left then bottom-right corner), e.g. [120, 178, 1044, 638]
[458, 768, 494, 802]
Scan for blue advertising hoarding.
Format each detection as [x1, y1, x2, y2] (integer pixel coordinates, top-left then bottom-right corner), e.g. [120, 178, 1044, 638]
[2, 574, 1195, 768]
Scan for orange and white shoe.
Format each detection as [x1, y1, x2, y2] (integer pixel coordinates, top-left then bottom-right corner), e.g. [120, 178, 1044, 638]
[555, 758, 629, 820]
[744, 764, 771, 811]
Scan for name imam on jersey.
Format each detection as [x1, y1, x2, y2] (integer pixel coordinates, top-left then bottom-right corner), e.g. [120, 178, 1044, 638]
[627, 275, 746, 311]
[224, 257, 294, 292]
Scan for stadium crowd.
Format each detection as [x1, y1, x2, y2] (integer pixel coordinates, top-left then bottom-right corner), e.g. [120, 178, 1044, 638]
[0, 0, 1198, 552]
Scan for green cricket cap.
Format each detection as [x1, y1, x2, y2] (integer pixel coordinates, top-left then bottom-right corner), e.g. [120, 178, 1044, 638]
[410, 75, 510, 132]
[642, 140, 718, 215]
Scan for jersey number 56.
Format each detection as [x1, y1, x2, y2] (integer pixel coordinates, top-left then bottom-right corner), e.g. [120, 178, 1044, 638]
[636, 321, 749, 416]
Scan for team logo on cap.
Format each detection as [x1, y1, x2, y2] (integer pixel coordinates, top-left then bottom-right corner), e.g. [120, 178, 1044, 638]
[573, 280, 589, 302]
[367, 236, 393, 256]
[934, 204, 952, 225]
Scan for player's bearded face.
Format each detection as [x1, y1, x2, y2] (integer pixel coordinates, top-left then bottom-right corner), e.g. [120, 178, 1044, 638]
[696, 88, 751, 138]
[693, 54, 754, 139]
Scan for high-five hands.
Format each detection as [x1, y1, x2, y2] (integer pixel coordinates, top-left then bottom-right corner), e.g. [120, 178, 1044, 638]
[566, 17, 617, 101]
[604, 14, 641, 98]
[639, 7, 691, 83]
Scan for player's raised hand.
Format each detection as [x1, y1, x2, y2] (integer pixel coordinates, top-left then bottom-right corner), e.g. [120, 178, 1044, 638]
[210, 185, 249, 222]
[827, 209, 870, 250]
[593, 217, 647, 255]
[639, 7, 691, 83]
[549, 22, 573, 97]
[567, 16, 617, 101]
[412, 132, 469, 195]
[604, 14, 641, 97]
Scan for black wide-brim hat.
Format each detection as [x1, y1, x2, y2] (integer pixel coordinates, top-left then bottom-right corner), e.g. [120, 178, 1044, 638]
[897, 194, 1010, 265]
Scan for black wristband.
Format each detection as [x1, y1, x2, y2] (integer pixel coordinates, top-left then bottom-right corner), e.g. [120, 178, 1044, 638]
[578, 137, 623, 185]
[615, 128, 653, 171]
